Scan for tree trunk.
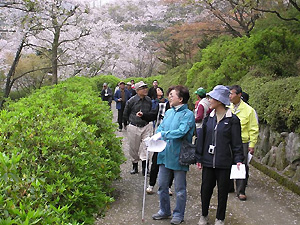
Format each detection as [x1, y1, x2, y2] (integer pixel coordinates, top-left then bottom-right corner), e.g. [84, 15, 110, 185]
[52, 16, 60, 85]
[0, 34, 26, 108]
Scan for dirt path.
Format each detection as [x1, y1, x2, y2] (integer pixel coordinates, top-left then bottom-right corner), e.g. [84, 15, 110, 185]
[96, 104, 300, 225]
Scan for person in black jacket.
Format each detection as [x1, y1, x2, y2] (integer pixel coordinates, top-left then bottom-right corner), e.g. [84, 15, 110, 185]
[100, 83, 113, 109]
[123, 81, 158, 175]
[148, 80, 159, 100]
[196, 85, 244, 225]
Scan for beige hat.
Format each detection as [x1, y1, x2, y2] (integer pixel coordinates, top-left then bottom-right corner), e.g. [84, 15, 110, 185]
[135, 81, 148, 90]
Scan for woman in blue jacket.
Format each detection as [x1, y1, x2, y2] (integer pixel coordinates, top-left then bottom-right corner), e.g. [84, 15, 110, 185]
[152, 85, 195, 225]
[196, 85, 244, 225]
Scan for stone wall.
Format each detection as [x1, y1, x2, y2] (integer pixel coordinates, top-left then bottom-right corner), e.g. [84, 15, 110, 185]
[255, 124, 300, 185]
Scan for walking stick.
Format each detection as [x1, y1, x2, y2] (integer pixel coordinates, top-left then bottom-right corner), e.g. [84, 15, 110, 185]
[141, 137, 166, 222]
[142, 149, 149, 222]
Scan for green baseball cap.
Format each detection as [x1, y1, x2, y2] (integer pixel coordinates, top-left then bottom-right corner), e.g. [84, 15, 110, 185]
[195, 87, 206, 96]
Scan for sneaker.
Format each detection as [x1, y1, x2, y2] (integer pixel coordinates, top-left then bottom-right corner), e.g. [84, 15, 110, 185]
[146, 186, 154, 195]
[198, 216, 208, 225]
[215, 219, 224, 225]
[238, 194, 247, 201]
[118, 128, 122, 132]
[169, 188, 173, 196]
[170, 217, 184, 224]
[152, 212, 171, 220]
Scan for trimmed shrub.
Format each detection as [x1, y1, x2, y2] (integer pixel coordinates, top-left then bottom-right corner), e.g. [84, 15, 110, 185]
[239, 75, 300, 133]
[0, 76, 124, 223]
[91, 75, 121, 93]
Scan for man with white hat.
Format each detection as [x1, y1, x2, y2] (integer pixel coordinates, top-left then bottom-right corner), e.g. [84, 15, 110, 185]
[123, 81, 158, 175]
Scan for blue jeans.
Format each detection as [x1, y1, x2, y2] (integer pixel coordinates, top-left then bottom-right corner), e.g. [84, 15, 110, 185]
[158, 164, 187, 220]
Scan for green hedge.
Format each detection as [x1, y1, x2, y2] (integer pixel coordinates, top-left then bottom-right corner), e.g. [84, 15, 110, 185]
[91, 75, 121, 93]
[239, 75, 300, 133]
[0, 77, 124, 224]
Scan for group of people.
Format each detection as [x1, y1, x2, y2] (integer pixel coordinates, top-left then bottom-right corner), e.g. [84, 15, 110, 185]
[100, 80, 136, 131]
[101, 80, 259, 225]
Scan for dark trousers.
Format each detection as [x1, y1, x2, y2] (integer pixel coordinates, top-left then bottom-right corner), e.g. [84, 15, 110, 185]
[149, 152, 174, 188]
[201, 167, 231, 221]
[118, 101, 127, 129]
[236, 143, 249, 195]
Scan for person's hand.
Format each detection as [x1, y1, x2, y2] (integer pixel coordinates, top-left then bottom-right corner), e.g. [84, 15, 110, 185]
[151, 132, 162, 141]
[118, 98, 122, 101]
[248, 147, 254, 155]
[196, 162, 202, 170]
[237, 162, 242, 170]
[136, 110, 143, 117]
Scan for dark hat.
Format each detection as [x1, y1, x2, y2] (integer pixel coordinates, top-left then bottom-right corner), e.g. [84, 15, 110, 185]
[207, 85, 230, 105]
[241, 92, 249, 104]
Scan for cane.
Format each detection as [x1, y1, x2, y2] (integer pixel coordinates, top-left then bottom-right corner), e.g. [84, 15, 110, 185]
[142, 137, 166, 222]
[142, 149, 149, 222]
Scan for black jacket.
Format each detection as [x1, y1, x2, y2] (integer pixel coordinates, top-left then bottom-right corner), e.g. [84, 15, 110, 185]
[196, 108, 244, 169]
[123, 95, 158, 127]
[100, 87, 112, 103]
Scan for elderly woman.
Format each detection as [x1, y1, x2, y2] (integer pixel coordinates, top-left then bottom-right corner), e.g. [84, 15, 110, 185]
[196, 85, 244, 225]
[152, 85, 195, 225]
[146, 86, 173, 195]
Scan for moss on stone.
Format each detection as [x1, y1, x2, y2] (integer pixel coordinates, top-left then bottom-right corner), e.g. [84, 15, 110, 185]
[251, 158, 300, 196]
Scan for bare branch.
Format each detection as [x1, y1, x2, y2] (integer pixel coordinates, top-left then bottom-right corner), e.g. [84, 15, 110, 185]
[289, 0, 300, 12]
[252, 7, 299, 22]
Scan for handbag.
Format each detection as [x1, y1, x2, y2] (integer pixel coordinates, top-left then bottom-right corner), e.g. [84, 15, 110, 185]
[179, 138, 197, 166]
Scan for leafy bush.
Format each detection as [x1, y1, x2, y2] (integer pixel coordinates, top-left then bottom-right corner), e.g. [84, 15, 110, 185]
[159, 64, 191, 91]
[239, 75, 300, 133]
[186, 27, 300, 91]
[251, 27, 300, 77]
[186, 35, 259, 91]
[91, 75, 121, 93]
[0, 77, 124, 223]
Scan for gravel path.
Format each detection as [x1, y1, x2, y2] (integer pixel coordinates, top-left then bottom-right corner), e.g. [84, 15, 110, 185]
[96, 104, 300, 225]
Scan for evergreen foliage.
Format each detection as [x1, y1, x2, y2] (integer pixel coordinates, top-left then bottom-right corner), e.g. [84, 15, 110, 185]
[0, 77, 125, 224]
[159, 27, 300, 134]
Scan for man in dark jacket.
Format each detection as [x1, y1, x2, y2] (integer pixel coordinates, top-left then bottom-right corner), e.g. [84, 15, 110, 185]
[148, 80, 159, 100]
[123, 81, 158, 175]
[114, 81, 131, 131]
[101, 83, 113, 109]
[126, 82, 136, 97]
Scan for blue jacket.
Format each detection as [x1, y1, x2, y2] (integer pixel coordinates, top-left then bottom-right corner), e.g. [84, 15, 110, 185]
[196, 109, 244, 169]
[157, 104, 195, 171]
[114, 89, 131, 109]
